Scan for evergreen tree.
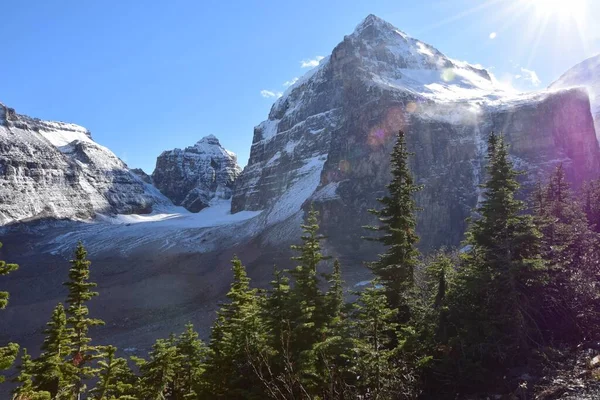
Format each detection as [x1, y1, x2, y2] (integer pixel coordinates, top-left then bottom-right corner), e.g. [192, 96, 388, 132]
[1, 243, 20, 386]
[352, 282, 408, 399]
[34, 303, 75, 398]
[91, 345, 136, 400]
[314, 259, 355, 399]
[133, 338, 178, 400]
[535, 164, 600, 340]
[172, 323, 207, 399]
[365, 130, 422, 318]
[63, 242, 104, 399]
[203, 256, 267, 399]
[286, 208, 331, 392]
[583, 178, 600, 233]
[0, 343, 19, 385]
[0, 242, 18, 310]
[448, 133, 544, 382]
[12, 349, 51, 400]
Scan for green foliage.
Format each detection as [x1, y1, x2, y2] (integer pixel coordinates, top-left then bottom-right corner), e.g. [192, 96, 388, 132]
[202, 256, 267, 399]
[446, 133, 545, 386]
[172, 323, 207, 399]
[133, 338, 179, 400]
[90, 345, 136, 400]
[63, 242, 105, 399]
[12, 349, 51, 400]
[535, 164, 600, 340]
[364, 130, 422, 318]
[34, 303, 76, 398]
[0, 342, 19, 384]
[351, 282, 406, 399]
[0, 242, 19, 310]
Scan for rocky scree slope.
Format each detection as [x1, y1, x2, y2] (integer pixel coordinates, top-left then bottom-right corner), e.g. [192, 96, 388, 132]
[231, 14, 600, 253]
[0, 102, 171, 225]
[152, 135, 241, 212]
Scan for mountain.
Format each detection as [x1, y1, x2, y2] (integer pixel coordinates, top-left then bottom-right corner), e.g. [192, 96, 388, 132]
[152, 135, 241, 212]
[232, 14, 600, 252]
[550, 53, 600, 141]
[0, 102, 171, 225]
[1, 14, 600, 367]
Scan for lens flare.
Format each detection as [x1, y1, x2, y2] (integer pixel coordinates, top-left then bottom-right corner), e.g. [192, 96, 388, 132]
[441, 68, 456, 82]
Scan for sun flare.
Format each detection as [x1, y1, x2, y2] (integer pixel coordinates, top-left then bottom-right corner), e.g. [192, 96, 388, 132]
[525, 0, 587, 21]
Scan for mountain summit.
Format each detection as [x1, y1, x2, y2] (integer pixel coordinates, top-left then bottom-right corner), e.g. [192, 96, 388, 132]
[152, 135, 241, 212]
[232, 14, 599, 251]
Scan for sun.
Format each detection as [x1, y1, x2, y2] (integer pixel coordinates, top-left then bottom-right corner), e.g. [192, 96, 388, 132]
[525, 0, 587, 22]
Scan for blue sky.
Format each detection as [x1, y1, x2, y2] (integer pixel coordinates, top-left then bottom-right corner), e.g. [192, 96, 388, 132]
[2, 0, 599, 172]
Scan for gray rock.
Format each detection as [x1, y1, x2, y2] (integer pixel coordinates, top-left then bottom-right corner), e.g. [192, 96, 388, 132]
[152, 135, 241, 212]
[0, 102, 171, 225]
[231, 14, 600, 253]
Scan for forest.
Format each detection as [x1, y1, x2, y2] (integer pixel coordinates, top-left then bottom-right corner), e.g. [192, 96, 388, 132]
[2, 131, 600, 399]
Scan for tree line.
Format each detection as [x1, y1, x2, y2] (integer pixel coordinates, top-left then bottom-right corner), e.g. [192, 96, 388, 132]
[1, 130, 600, 399]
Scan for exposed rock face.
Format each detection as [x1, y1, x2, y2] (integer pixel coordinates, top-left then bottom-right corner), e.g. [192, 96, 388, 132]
[232, 14, 600, 252]
[152, 135, 241, 212]
[550, 54, 600, 142]
[0, 102, 171, 225]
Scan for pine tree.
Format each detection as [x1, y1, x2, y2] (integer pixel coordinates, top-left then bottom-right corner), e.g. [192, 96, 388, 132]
[352, 282, 407, 399]
[90, 345, 136, 400]
[34, 303, 76, 398]
[0, 242, 18, 310]
[365, 130, 422, 318]
[1, 242, 20, 386]
[449, 133, 544, 379]
[172, 323, 207, 399]
[535, 164, 600, 340]
[314, 259, 355, 398]
[0, 342, 19, 385]
[203, 256, 267, 399]
[133, 338, 178, 400]
[12, 349, 51, 400]
[63, 242, 104, 399]
[287, 208, 331, 391]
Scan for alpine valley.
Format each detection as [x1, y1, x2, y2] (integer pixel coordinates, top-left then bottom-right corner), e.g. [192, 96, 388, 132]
[1, 14, 600, 358]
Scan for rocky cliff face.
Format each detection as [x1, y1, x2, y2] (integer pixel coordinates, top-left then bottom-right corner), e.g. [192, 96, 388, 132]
[152, 135, 241, 212]
[232, 15, 600, 252]
[0, 102, 171, 225]
[550, 54, 600, 142]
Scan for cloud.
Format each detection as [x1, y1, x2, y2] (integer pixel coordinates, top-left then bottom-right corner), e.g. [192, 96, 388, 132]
[518, 67, 541, 86]
[260, 90, 283, 98]
[283, 77, 299, 87]
[301, 56, 324, 68]
[489, 32, 497, 39]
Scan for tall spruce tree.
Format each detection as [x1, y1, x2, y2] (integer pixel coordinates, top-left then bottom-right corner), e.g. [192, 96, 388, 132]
[63, 242, 104, 400]
[34, 303, 75, 398]
[365, 130, 422, 318]
[287, 208, 331, 392]
[450, 133, 544, 378]
[203, 256, 267, 399]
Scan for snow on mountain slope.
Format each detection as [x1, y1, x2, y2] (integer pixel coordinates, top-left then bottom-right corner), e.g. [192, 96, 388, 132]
[0, 102, 172, 225]
[232, 14, 600, 252]
[550, 53, 600, 141]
